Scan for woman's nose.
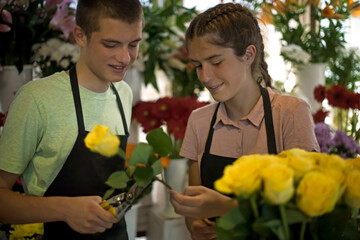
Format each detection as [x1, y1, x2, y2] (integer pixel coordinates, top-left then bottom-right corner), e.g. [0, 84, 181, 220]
[198, 65, 213, 84]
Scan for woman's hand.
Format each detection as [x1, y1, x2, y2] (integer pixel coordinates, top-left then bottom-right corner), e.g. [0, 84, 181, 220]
[169, 185, 237, 219]
[186, 217, 217, 240]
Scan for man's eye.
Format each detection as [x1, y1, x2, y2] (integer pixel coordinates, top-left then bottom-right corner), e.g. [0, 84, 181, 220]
[103, 43, 116, 48]
[212, 61, 222, 66]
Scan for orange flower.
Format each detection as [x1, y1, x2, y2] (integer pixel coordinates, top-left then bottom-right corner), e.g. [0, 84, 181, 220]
[349, 0, 360, 17]
[274, 0, 287, 15]
[260, 4, 274, 24]
[161, 156, 171, 168]
[321, 4, 345, 19]
[125, 143, 137, 168]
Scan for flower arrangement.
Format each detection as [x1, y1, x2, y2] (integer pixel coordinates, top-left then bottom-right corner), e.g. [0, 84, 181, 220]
[137, 0, 203, 96]
[260, 0, 360, 65]
[315, 122, 360, 158]
[0, 0, 76, 73]
[32, 38, 80, 78]
[132, 96, 209, 159]
[214, 148, 360, 240]
[84, 125, 173, 200]
[313, 84, 360, 141]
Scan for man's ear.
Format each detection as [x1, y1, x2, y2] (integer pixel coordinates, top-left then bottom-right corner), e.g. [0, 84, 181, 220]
[244, 45, 256, 64]
[74, 26, 87, 47]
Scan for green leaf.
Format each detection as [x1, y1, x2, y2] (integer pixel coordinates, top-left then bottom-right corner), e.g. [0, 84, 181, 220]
[286, 208, 308, 225]
[103, 188, 115, 200]
[118, 148, 127, 160]
[217, 207, 246, 230]
[151, 159, 163, 175]
[105, 171, 129, 189]
[128, 143, 153, 166]
[134, 166, 154, 186]
[146, 128, 172, 156]
[126, 165, 136, 178]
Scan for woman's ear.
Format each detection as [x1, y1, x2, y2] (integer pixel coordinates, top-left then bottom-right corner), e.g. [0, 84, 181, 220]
[244, 45, 256, 64]
[73, 26, 87, 47]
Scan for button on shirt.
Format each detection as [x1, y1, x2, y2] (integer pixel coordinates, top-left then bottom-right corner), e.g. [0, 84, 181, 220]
[180, 87, 320, 164]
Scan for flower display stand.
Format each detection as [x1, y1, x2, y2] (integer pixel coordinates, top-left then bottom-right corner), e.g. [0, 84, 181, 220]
[147, 208, 191, 240]
[0, 65, 33, 113]
[295, 63, 326, 112]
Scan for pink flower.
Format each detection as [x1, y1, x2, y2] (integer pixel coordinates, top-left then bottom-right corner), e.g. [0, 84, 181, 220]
[50, 0, 76, 39]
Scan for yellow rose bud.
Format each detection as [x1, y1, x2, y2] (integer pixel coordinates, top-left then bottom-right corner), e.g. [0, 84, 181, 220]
[261, 163, 294, 205]
[344, 169, 360, 209]
[296, 171, 339, 217]
[84, 124, 120, 157]
[215, 157, 262, 197]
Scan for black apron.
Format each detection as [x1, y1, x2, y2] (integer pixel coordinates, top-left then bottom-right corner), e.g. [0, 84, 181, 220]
[200, 87, 277, 191]
[43, 67, 129, 240]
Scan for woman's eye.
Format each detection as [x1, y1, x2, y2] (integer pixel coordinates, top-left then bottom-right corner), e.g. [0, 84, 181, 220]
[194, 65, 202, 69]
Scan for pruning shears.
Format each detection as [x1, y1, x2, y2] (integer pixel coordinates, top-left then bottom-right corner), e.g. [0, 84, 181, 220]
[100, 181, 151, 219]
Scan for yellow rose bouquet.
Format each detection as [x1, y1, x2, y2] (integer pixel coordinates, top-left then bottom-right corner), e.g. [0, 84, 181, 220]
[214, 148, 360, 240]
[84, 124, 173, 200]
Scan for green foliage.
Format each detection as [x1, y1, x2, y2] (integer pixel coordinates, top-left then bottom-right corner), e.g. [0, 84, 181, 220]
[139, 0, 203, 96]
[104, 127, 173, 199]
[215, 194, 360, 240]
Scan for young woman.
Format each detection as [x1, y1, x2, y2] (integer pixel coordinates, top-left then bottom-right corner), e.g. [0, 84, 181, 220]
[169, 3, 319, 240]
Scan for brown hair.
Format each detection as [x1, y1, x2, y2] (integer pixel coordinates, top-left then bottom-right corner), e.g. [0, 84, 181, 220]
[76, 0, 144, 38]
[185, 3, 272, 87]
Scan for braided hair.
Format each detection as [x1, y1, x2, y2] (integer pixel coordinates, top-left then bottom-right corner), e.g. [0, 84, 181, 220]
[185, 3, 272, 87]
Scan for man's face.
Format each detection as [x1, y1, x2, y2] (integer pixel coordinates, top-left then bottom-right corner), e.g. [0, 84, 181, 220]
[80, 17, 142, 88]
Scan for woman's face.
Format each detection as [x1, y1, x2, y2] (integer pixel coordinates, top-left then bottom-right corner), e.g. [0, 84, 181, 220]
[188, 36, 256, 103]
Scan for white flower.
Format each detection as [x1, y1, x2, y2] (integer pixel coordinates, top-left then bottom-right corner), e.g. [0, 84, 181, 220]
[60, 58, 70, 69]
[281, 44, 311, 64]
[168, 58, 186, 71]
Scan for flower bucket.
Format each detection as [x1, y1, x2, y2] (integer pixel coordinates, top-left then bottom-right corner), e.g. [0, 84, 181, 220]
[295, 63, 327, 112]
[0, 65, 33, 112]
[162, 158, 188, 219]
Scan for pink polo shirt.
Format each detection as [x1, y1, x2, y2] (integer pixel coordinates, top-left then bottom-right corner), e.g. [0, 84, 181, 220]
[180, 87, 320, 164]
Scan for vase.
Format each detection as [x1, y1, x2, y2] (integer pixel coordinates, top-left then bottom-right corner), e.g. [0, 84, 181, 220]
[162, 158, 188, 219]
[295, 63, 327, 112]
[0, 65, 33, 113]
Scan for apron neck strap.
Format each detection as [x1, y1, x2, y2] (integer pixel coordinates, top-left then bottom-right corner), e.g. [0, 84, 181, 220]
[70, 66, 85, 132]
[204, 86, 277, 155]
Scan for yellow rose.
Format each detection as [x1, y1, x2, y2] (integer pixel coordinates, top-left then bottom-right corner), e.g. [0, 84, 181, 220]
[316, 154, 351, 173]
[84, 124, 120, 157]
[215, 157, 262, 197]
[349, 157, 360, 170]
[296, 171, 339, 217]
[318, 168, 346, 201]
[261, 163, 294, 205]
[279, 148, 316, 179]
[344, 169, 360, 209]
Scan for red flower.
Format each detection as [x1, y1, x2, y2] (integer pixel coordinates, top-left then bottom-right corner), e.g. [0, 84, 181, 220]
[348, 92, 360, 110]
[152, 97, 173, 121]
[0, 112, 7, 127]
[312, 109, 329, 123]
[132, 96, 209, 140]
[313, 85, 326, 103]
[326, 84, 348, 109]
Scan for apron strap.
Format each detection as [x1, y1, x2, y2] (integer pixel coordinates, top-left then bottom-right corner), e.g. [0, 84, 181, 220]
[203, 87, 277, 155]
[69, 67, 85, 133]
[69, 66, 129, 136]
[260, 87, 277, 154]
[110, 83, 129, 136]
[204, 102, 221, 154]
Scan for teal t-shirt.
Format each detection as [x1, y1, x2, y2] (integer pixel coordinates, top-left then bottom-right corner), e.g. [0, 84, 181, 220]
[0, 71, 133, 196]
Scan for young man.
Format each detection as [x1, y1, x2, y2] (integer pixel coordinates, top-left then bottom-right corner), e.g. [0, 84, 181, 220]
[0, 0, 143, 239]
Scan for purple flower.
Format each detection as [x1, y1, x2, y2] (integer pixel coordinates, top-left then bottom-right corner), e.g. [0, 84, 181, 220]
[315, 123, 360, 158]
[314, 123, 332, 147]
